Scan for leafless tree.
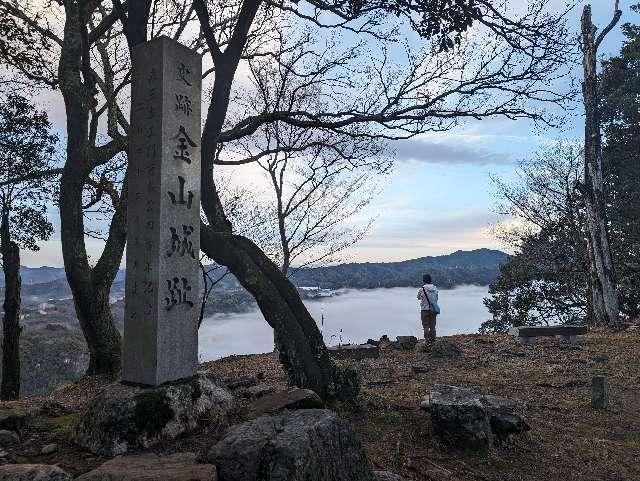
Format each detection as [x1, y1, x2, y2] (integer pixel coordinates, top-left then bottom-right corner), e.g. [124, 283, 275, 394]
[219, 28, 391, 273]
[1, 0, 578, 397]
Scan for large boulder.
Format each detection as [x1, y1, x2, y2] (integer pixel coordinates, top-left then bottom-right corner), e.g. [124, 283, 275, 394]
[208, 409, 375, 481]
[76, 452, 217, 481]
[0, 464, 72, 481]
[421, 385, 528, 452]
[72, 375, 233, 456]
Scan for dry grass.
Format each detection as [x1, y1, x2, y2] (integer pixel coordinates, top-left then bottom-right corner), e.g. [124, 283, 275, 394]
[3, 331, 638, 480]
[203, 331, 640, 481]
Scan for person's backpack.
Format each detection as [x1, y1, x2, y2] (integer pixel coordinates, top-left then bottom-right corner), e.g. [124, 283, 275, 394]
[422, 286, 441, 315]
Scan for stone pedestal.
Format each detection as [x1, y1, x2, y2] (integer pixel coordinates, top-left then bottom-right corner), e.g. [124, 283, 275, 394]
[123, 36, 202, 386]
[72, 375, 233, 456]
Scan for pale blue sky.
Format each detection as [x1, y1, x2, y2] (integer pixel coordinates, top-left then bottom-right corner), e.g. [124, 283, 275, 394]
[19, 1, 635, 266]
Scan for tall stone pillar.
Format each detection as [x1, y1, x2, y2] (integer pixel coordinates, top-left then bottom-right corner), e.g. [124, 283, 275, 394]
[123, 36, 202, 386]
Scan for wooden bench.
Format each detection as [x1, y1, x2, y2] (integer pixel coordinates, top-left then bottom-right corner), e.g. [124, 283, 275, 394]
[508, 325, 588, 345]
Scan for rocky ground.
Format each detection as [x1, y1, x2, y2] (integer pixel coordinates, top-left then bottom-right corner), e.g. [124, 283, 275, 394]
[0, 330, 638, 480]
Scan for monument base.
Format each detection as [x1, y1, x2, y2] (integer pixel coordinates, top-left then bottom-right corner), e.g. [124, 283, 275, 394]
[72, 374, 233, 456]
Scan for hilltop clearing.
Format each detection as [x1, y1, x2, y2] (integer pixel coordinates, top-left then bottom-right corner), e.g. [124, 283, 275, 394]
[0, 330, 637, 480]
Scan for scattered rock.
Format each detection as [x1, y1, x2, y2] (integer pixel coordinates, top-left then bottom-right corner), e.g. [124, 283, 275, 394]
[40, 443, 58, 455]
[411, 363, 431, 374]
[0, 429, 19, 446]
[0, 464, 72, 481]
[591, 355, 609, 364]
[421, 385, 528, 452]
[328, 344, 380, 360]
[208, 409, 375, 481]
[72, 374, 233, 456]
[0, 407, 32, 433]
[395, 336, 418, 350]
[378, 335, 392, 350]
[430, 339, 462, 359]
[427, 389, 492, 452]
[489, 413, 530, 442]
[244, 383, 277, 399]
[76, 452, 217, 481]
[250, 388, 323, 416]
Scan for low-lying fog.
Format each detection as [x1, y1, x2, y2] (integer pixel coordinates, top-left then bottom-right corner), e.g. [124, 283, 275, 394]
[198, 285, 490, 361]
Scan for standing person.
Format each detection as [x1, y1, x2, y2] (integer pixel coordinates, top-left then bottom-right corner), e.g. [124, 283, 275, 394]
[417, 274, 439, 342]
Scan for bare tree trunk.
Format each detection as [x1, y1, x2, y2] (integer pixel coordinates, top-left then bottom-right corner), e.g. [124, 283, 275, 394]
[1, 209, 21, 400]
[58, 1, 125, 375]
[193, 0, 359, 401]
[580, 4, 621, 329]
[200, 225, 358, 401]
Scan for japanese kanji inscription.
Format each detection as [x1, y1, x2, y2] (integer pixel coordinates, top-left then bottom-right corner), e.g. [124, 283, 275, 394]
[123, 36, 202, 386]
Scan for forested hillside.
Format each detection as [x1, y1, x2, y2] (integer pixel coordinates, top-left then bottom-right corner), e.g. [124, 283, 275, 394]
[290, 249, 508, 289]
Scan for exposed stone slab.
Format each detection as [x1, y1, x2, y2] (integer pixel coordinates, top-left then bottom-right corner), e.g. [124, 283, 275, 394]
[208, 409, 375, 481]
[76, 452, 217, 481]
[72, 375, 233, 456]
[328, 344, 380, 360]
[421, 385, 528, 452]
[250, 388, 323, 416]
[0, 464, 72, 481]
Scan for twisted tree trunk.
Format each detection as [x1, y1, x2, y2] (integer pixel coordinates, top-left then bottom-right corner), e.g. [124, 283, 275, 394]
[580, 4, 620, 329]
[200, 225, 358, 401]
[1, 209, 21, 400]
[193, 0, 358, 400]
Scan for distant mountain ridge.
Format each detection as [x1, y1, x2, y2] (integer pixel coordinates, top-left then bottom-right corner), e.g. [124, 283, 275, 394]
[290, 248, 509, 289]
[2, 249, 509, 292]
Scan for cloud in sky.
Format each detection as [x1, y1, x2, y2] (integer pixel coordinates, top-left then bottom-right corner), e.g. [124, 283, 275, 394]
[343, 209, 504, 262]
[392, 137, 513, 165]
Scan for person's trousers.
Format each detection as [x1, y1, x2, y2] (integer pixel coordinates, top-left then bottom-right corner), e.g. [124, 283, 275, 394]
[421, 310, 437, 342]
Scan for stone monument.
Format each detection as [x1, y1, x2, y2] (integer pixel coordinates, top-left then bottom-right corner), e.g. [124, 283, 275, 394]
[123, 36, 202, 386]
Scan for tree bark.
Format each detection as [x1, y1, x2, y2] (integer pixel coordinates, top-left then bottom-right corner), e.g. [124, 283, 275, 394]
[200, 225, 358, 401]
[1, 208, 21, 400]
[58, 1, 125, 375]
[193, 0, 358, 401]
[581, 5, 620, 329]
